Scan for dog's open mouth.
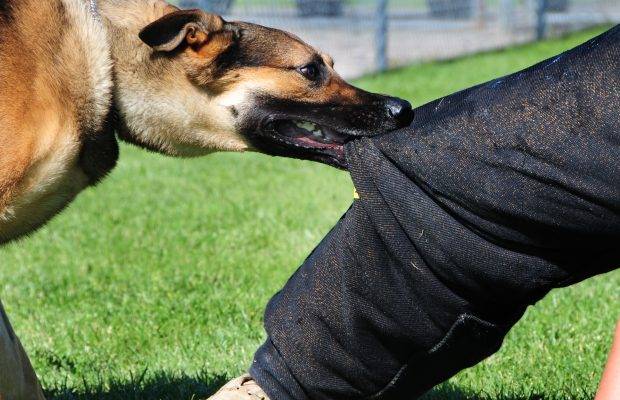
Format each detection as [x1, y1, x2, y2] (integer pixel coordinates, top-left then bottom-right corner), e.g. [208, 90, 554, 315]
[260, 119, 351, 168]
[274, 120, 346, 146]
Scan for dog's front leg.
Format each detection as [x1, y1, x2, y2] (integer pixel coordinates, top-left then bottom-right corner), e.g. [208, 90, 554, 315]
[0, 299, 45, 400]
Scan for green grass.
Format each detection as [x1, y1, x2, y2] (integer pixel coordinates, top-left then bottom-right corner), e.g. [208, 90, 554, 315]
[1, 27, 618, 400]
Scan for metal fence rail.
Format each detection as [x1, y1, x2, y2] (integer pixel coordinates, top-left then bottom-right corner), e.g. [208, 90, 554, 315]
[178, 0, 620, 78]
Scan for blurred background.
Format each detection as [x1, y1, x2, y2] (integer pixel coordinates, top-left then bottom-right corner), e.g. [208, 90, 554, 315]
[177, 0, 620, 78]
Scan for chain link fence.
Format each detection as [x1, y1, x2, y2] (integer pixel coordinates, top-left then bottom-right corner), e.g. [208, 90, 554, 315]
[177, 0, 620, 78]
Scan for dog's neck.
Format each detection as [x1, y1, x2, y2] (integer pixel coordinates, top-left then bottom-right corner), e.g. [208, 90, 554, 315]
[97, 0, 153, 149]
[98, 0, 193, 154]
[98, 0, 247, 156]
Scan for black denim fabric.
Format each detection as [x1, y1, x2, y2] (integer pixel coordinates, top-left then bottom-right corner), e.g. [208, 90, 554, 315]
[251, 25, 620, 400]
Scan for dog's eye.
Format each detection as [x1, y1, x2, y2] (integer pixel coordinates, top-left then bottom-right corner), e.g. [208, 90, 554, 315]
[299, 63, 320, 81]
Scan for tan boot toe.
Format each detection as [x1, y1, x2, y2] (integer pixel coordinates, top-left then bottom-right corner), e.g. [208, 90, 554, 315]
[207, 374, 270, 400]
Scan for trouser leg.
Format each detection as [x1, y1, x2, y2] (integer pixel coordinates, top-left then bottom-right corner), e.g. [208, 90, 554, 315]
[251, 25, 620, 400]
[0, 299, 45, 400]
[250, 148, 617, 400]
[250, 197, 531, 400]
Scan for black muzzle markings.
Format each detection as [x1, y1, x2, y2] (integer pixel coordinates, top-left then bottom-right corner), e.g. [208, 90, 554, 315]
[242, 95, 414, 169]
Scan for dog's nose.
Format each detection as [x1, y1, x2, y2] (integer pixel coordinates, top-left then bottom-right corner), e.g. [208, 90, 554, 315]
[386, 97, 414, 127]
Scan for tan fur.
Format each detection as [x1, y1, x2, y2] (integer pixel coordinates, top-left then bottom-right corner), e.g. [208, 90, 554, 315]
[0, 0, 254, 241]
[0, 0, 112, 241]
[0, 0, 260, 243]
[101, 0, 251, 157]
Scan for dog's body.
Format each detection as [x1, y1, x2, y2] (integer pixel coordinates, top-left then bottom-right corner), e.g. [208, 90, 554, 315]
[0, 4, 112, 392]
[0, 0, 413, 397]
[0, 0, 115, 241]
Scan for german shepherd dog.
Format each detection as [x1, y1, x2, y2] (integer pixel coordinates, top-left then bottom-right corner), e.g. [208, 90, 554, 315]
[0, 0, 413, 397]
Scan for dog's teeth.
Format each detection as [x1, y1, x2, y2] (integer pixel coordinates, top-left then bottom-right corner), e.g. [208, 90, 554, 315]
[295, 121, 317, 131]
[290, 121, 338, 143]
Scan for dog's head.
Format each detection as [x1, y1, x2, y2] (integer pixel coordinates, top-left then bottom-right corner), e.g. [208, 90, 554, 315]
[126, 6, 413, 168]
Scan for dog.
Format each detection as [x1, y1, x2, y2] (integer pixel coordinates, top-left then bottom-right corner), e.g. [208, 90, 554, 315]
[0, 0, 414, 244]
[0, 0, 413, 397]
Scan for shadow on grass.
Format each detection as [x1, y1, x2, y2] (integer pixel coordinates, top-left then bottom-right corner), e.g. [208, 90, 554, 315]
[422, 382, 592, 400]
[45, 370, 230, 400]
[45, 373, 593, 400]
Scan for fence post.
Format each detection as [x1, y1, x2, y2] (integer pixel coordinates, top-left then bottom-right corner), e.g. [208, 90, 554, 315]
[376, 0, 389, 72]
[536, 0, 548, 40]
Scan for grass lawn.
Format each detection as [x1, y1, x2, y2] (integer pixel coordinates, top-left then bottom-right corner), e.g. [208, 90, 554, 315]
[1, 26, 618, 400]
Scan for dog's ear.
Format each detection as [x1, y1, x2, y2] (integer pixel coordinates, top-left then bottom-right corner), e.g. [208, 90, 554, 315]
[139, 9, 229, 53]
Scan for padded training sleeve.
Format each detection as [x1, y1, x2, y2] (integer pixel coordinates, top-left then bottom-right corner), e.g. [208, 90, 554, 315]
[251, 26, 620, 400]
